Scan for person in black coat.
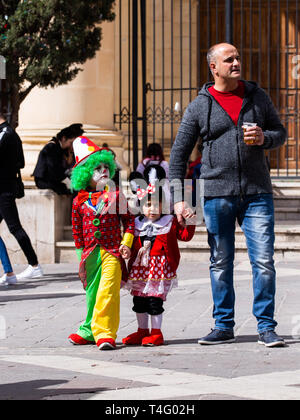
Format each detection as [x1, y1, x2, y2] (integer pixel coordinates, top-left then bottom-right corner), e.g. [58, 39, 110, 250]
[0, 111, 42, 281]
[33, 124, 84, 195]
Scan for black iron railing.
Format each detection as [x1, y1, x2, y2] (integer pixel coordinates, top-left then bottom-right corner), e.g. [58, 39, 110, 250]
[115, 0, 300, 177]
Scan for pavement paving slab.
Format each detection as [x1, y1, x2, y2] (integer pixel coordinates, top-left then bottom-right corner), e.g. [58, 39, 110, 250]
[0, 259, 300, 401]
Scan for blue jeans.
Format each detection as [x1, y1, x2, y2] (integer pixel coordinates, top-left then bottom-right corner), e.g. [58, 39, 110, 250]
[0, 236, 13, 274]
[203, 194, 277, 333]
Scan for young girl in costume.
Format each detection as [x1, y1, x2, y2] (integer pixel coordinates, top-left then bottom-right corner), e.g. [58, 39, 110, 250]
[122, 165, 196, 347]
[68, 136, 134, 350]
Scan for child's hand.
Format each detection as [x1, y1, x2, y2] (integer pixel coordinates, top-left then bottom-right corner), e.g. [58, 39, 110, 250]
[119, 244, 131, 259]
[174, 201, 195, 226]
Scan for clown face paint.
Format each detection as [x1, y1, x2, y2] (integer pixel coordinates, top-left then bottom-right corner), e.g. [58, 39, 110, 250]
[92, 164, 110, 191]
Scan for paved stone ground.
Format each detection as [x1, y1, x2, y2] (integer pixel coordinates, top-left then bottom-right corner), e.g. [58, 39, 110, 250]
[0, 258, 300, 401]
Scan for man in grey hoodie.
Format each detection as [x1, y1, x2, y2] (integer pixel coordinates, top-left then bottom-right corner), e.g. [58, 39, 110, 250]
[169, 43, 286, 347]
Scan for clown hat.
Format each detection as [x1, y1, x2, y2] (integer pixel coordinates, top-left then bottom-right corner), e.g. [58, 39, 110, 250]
[73, 136, 101, 167]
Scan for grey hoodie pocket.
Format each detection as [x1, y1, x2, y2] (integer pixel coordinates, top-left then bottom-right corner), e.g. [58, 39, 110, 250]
[207, 138, 238, 170]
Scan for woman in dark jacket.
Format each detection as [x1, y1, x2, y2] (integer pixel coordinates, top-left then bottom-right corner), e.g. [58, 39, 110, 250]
[33, 124, 84, 195]
[0, 112, 42, 280]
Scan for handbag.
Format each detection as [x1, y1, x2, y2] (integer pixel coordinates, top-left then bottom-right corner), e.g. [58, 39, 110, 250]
[15, 170, 25, 199]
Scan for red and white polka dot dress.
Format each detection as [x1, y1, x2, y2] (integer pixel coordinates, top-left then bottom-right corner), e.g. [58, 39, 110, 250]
[128, 255, 177, 301]
[126, 214, 195, 301]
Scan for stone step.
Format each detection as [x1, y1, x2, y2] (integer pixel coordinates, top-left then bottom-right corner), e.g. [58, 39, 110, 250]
[274, 208, 300, 221]
[58, 239, 300, 250]
[273, 196, 300, 207]
[57, 221, 300, 263]
[194, 223, 300, 242]
[59, 194, 300, 262]
[63, 226, 73, 241]
[272, 181, 300, 197]
[178, 244, 300, 262]
[64, 223, 300, 242]
[55, 238, 300, 263]
[181, 222, 300, 260]
[179, 240, 300, 251]
[55, 241, 78, 264]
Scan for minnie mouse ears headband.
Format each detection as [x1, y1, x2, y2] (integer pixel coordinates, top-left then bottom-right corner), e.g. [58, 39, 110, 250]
[144, 164, 166, 184]
[129, 164, 166, 200]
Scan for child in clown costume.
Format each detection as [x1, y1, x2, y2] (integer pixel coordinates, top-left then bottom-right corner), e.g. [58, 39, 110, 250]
[68, 136, 134, 350]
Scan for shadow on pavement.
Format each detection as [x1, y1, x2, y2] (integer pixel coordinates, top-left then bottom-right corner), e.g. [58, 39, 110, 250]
[0, 379, 108, 400]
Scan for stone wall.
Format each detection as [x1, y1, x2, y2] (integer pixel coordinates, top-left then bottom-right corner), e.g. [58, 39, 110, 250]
[0, 186, 72, 265]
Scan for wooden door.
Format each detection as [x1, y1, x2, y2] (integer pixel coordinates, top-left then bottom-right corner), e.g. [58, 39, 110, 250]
[198, 0, 300, 174]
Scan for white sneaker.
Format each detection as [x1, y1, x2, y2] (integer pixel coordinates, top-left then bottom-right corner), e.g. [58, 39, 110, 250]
[0, 273, 18, 286]
[17, 264, 43, 280]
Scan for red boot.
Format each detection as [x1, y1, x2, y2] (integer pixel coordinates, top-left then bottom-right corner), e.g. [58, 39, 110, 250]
[142, 329, 164, 346]
[122, 328, 150, 345]
[97, 338, 116, 350]
[68, 334, 95, 345]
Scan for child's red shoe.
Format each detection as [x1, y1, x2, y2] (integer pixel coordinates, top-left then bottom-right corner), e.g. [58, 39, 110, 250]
[68, 334, 95, 345]
[122, 328, 150, 345]
[142, 329, 164, 346]
[97, 338, 116, 350]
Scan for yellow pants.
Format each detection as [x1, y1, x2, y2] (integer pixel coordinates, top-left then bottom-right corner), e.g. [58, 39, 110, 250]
[77, 246, 122, 343]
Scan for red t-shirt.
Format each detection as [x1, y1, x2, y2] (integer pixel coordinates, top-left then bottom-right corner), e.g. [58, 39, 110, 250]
[208, 81, 245, 126]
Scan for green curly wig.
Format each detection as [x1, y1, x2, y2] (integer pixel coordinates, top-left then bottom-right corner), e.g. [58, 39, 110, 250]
[71, 149, 117, 191]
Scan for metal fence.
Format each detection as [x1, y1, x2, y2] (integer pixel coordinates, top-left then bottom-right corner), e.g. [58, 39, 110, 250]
[115, 0, 299, 176]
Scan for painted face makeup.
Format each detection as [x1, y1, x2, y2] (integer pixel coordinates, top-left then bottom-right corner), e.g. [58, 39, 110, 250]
[92, 164, 110, 190]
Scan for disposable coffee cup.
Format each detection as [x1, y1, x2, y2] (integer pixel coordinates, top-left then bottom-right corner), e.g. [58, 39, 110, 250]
[242, 122, 257, 145]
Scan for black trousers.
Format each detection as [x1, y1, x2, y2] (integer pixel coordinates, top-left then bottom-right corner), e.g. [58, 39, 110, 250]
[132, 296, 164, 316]
[0, 192, 38, 266]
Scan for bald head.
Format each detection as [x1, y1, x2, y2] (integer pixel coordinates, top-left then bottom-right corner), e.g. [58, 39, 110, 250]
[207, 43, 237, 66]
[207, 43, 241, 90]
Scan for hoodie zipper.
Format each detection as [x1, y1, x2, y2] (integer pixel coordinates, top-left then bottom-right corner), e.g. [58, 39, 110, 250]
[205, 94, 243, 194]
[235, 126, 243, 197]
[237, 98, 254, 197]
[202, 86, 255, 197]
